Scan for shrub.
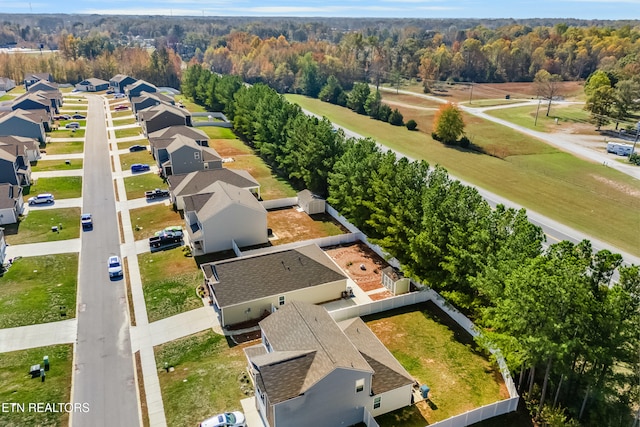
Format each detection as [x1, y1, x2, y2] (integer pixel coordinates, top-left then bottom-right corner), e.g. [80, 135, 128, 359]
[389, 108, 404, 126]
[460, 136, 471, 148]
[406, 119, 417, 130]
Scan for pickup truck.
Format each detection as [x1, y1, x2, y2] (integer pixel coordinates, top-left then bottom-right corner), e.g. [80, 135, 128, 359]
[145, 189, 170, 199]
[149, 230, 183, 248]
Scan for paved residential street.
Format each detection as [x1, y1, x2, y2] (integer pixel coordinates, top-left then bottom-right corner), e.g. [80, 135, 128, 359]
[71, 95, 140, 427]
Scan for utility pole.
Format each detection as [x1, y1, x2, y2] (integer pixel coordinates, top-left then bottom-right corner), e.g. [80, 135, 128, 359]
[534, 99, 542, 126]
[468, 83, 474, 104]
[631, 121, 640, 156]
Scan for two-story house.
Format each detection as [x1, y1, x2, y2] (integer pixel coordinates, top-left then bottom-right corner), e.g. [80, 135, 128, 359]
[109, 74, 137, 94]
[0, 109, 47, 142]
[161, 136, 222, 176]
[0, 183, 24, 225]
[138, 103, 192, 136]
[0, 141, 32, 186]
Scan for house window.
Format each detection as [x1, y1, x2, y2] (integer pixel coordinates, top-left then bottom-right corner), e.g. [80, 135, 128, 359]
[278, 295, 285, 306]
[194, 152, 201, 160]
[373, 396, 381, 409]
[355, 379, 365, 393]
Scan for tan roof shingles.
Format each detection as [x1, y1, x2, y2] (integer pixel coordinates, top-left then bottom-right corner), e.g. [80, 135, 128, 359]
[169, 169, 258, 197]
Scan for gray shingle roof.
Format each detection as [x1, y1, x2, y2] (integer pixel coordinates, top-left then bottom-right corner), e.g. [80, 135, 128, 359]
[202, 244, 346, 308]
[148, 125, 208, 141]
[0, 184, 20, 209]
[183, 181, 264, 223]
[168, 169, 259, 197]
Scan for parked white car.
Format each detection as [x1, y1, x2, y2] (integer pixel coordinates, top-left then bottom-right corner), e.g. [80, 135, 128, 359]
[198, 412, 246, 427]
[28, 193, 54, 205]
[107, 255, 123, 278]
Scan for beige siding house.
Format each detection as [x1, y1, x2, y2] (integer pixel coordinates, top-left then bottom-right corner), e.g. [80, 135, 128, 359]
[184, 181, 267, 255]
[201, 243, 348, 327]
[243, 301, 414, 427]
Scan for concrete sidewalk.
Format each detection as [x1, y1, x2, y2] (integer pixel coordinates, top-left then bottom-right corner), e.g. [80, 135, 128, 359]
[117, 197, 170, 212]
[24, 197, 82, 211]
[6, 238, 81, 258]
[0, 319, 77, 353]
[114, 167, 159, 179]
[33, 169, 83, 178]
[40, 152, 85, 160]
[48, 137, 85, 143]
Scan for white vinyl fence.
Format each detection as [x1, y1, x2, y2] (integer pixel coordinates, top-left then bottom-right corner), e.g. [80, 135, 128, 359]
[261, 197, 298, 210]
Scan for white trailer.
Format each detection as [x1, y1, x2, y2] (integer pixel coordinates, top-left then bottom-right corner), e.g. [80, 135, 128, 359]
[606, 142, 634, 156]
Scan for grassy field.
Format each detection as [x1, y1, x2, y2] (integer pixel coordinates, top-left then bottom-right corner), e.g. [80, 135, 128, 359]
[112, 118, 137, 126]
[174, 95, 207, 113]
[0, 344, 73, 427]
[111, 110, 134, 119]
[208, 137, 296, 200]
[200, 127, 237, 139]
[286, 94, 640, 256]
[123, 174, 166, 200]
[367, 302, 508, 424]
[24, 177, 83, 200]
[138, 246, 202, 322]
[31, 159, 83, 172]
[115, 128, 143, 139]
[0, 254, 78, 328]
[120, 151, 154, 171]
[117, 139, 148, 150]
[49, 128, 85, 138]
[154, 330, 249, 427]
[42, 141, 84, 155]
[4, 208, 81, 245]
[487, 103, 594, 133]
[130, 204, 182, 240]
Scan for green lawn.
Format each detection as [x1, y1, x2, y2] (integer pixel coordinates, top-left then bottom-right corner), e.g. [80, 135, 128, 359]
[0, 254, 78, 328]
[111, 110, 134, 119]
[117, 139, 148, 150]
[112, 118, 137, 126]
[60, 104, 88, 111]
[120, 151, 154, 171]
[31, 159, 83, 172]
[130, 204, 182, 240]
[49, 128, 85, 138]
[154, 330, 248, 427]
[174, 95, 207, 113]
[24, 177, 83, 200]
[367, 302, 508, 424]
[487, 103, 592, 132]
[0, 344, 73, 427]
[209, 136, 296, 200]
[42, 141, 84, 155]
[58, 120, 86, 128]
[200, 126, 237, 139]
[138, 246, 202, 322]
[115, 128, 143, 139]
[286, 94, 640, 256]
[123, 174, 166, 200]
[4, 208, 81, 245]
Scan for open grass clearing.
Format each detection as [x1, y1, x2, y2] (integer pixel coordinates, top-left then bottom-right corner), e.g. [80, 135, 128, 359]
[174, 95, 207, 113]
[130, 203, 182, 240]
[200, 126, 237, 139]
[41, 140, 84, 155]
[111, 110, 134, 119]
[138, 246, 202, 322]
[224, 155, 297, 200]
[49, 128, 85, 138]
[268, 207, 346, 245]
[154, 330, 249, 427]
[287, 95, 640, 256]
[31, 158, 83, 172]
[24, 176, 82, 200]
[117, 139, 149, 150]
[112, 118, 137, 126]
[0, 344, 73, 426]
[487, 103, 595, 134]
[123, 173, 166, 200]
[208, 136, 253, 157]
[367, 302, 508, 424]
[120, 150, 154, 171]
[0, 254, 78, 327]
[115, 127, 143, 139]
[4, 207, 81, 245]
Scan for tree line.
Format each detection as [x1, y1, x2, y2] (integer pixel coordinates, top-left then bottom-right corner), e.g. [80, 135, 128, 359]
[181, 65, 640, 426]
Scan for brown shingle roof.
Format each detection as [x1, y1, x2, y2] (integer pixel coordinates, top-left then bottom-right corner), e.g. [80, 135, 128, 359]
[0, 184, 20, 209]
[202, 244, 346, 308]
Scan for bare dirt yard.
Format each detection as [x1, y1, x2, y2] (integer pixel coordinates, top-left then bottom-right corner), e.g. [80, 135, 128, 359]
[325, 243, 392, 298]
[267, 207, 346, 245]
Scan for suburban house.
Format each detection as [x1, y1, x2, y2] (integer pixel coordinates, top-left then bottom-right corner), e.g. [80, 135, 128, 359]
[0, 77, 16, 91]
[0, 136, 41, 162]
[297, 189, 326, 215]
[0, 110, 47, 142]
[138, 103, 192, 135]
[200, 244, 348, 327]
[125, 79, 158, 99]
[27, 80, 59, 93]
[168, 168, 260, 209]
[109, 74, 137, 94]
[184, 181, 267, 256]
[0, 183, 24, 225]
[75, 77, 109, 92]
[244, 301, 414, 427]
[23, 72, 54, 90]
[148, 125, 209, 154]
[26, 89, 63, 111]
[0, 143, 32, 186]
[131, 91, 175, 115]
[161, 136, 222, 176]
[12, 92, 56, 118]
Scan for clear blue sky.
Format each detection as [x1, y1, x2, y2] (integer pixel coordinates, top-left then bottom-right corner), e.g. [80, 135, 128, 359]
[7, 0, 640, 20]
